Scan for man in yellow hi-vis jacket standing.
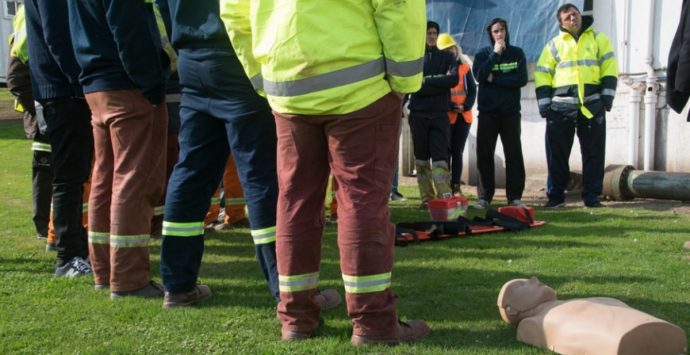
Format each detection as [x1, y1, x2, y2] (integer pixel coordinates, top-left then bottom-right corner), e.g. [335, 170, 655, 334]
[535, 3, 618, 208]
[221, 0, 430, 346]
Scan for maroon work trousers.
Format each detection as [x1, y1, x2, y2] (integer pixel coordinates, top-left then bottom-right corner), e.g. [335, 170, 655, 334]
[86, 90, 167, 292]
[275, 92, 402, 337]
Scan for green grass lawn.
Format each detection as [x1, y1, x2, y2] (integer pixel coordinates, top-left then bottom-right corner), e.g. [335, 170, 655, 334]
[1, 119, 689, 354]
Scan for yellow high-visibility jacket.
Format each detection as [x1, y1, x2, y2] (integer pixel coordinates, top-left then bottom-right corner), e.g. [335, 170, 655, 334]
[535, 18, 618, 119]
[9, 4, 28, 64]
[220, 0, 426, 115]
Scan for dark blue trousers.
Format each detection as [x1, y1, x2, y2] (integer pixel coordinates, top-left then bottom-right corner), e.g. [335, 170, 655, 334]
[449, 119, 471, 185]
[546, 110, 606, 205]
[160, 48, 279, 301]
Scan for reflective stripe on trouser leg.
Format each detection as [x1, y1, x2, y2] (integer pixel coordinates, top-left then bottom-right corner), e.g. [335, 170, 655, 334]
[88, 231, 110, 286]
[342, 272, 391, 294]
[279, 272, 319, 293]
[163, 221, 204, 236]
[252, 226, 279, 301]
[415, 159, 435, 202]
[431, 160, 452, 197]
[153, 205, 164, 217]
[251, 226, 276, 245]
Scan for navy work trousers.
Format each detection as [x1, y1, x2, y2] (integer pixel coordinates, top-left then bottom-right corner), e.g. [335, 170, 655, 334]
[546, 110, 606, 205]
[160, 48, 279, 300]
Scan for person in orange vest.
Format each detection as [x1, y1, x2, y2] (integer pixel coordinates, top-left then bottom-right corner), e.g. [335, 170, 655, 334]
[437, 34, 476, 197]
[204, 154, 250, 231]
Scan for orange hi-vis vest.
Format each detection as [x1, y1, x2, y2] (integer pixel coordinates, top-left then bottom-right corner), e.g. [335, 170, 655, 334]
[448, 63, 472, 125]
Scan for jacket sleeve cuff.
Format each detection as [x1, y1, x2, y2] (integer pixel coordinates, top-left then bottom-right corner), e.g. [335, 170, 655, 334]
[388, 73, 423, 94]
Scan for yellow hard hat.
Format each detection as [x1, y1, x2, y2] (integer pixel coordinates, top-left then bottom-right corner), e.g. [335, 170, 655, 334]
[437, 33, 457, 50]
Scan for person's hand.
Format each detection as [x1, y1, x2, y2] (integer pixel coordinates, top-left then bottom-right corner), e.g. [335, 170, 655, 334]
[539, 105, 551, 119]
[493, 40, 505, 55]
[487, 73, 493, 83]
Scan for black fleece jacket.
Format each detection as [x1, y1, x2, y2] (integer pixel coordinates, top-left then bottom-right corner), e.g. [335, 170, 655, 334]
[473, 26, 527, 114]
[408, 45, 459, 117]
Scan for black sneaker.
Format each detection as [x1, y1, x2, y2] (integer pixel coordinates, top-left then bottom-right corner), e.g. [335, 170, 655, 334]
[585, 201, 604, 208]
[55, 256, 93, 278]
[544, 200, 566, 209]
[110, 281, 164, 300]
[418, 202, 429, 210]
[390, 190, 406, 201]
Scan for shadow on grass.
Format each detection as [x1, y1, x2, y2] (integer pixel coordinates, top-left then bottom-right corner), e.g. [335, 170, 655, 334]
[0, 256, 53, 274]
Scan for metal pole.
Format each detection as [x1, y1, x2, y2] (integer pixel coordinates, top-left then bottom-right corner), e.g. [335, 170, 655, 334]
[602, 165, 690, 201]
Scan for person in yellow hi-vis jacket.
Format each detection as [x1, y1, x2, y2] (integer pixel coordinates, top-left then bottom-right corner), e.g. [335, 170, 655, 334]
[535, 3, 618, 209]
[221, 0, 431, 345]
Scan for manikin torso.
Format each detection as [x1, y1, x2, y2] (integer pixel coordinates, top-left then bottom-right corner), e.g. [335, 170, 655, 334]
[498, 278, 687, 355]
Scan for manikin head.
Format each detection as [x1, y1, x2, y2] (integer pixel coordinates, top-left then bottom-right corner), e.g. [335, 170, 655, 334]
[497, 277, 557, 325]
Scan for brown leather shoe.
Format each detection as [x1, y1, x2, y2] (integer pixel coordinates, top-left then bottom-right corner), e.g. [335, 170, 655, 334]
[313, 289, 342, 311]
[351, 319, 431, 346]
[162, 285, 212, 308]
[281, 330, 313, 341]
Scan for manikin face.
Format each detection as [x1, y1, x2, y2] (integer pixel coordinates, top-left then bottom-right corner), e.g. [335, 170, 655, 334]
[559, 7, 582, 35]
[427, 27, 439, 47]
[490, 23, 506, 43]
[497, 277, 557, 324]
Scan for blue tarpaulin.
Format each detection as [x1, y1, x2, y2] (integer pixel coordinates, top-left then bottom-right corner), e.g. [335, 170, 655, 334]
[426, 0, 584, 62]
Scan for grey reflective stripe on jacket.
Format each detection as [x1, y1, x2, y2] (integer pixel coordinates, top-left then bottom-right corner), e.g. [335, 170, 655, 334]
[263, 56, 423, 97]
[552, 93, 601, 105]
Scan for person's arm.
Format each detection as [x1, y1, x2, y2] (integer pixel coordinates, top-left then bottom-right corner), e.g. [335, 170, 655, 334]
[423, 54, 459, 88]
[674, 9, 690, 94]
[596, 33, 618, 111]
[36, 1, 82, 94]
[220, 0, 263, 93]
[463, 67, 476, 111]
[472, 48, 495, 83]
[102, 0, 167, 105]
[371, 0, 426, 94]
[534, 42, 557, 118]
[492, 47, 527, 88]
